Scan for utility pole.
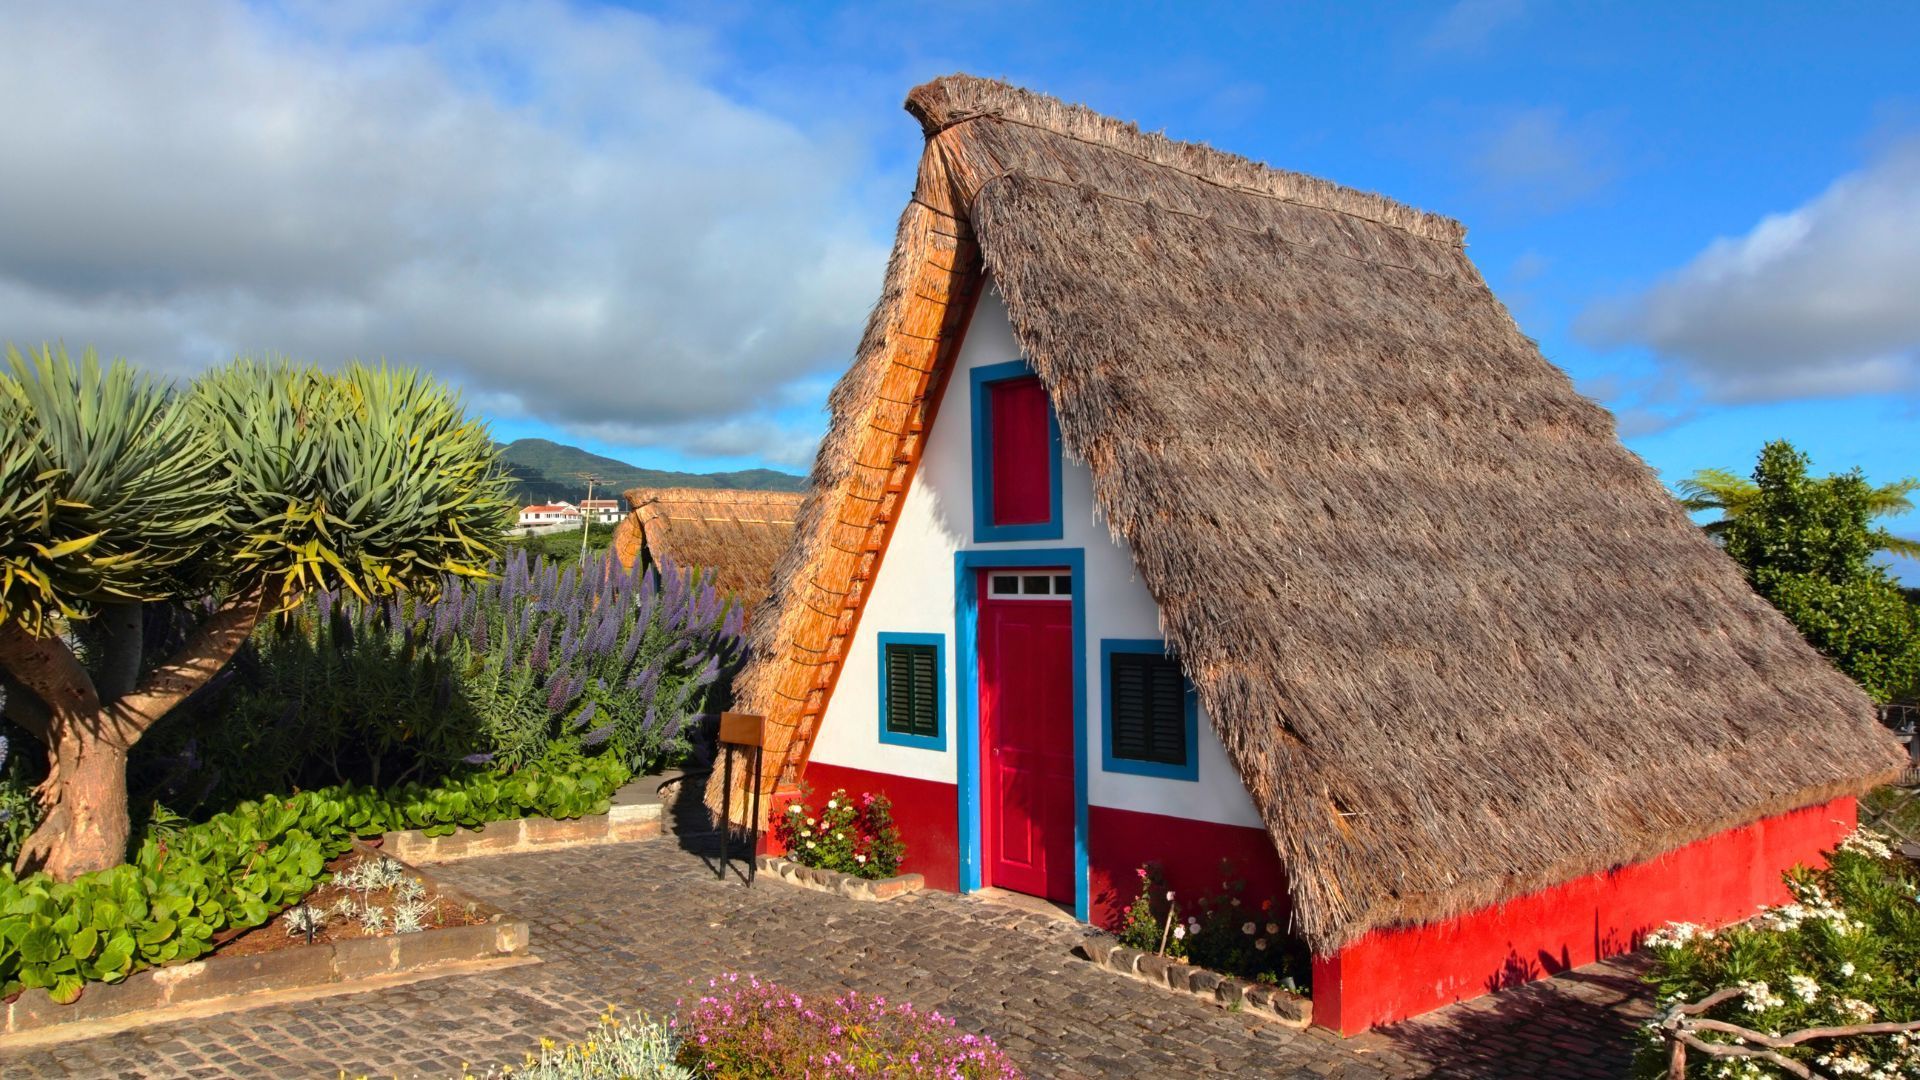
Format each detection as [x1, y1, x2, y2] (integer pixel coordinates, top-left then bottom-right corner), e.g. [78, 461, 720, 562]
[580, 474, 600, 561]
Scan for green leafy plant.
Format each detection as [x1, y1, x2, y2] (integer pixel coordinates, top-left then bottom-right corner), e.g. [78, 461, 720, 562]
[772, 788, 906, 879]
[0, 749, 626, 1001]
[1634, 829, 1920, 1078]
[0, 347, 512, 880]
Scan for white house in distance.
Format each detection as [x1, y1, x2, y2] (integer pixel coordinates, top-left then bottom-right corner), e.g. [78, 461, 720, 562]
[517, 502, 581, 527]
[517, 499, 624, 528]
[719, 75, 1902, 1034]
[579, 498, 623, 524]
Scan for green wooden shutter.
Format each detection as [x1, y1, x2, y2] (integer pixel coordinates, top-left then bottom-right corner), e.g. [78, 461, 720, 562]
[885, 643, 939, 738]
[1110, 652, 1188, 766]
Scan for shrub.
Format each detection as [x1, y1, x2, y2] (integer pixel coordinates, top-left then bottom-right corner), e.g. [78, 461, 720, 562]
[446, 1009, 691, 1080]
[676, 973, 1022, 1078]
[1711, 441, 1920, 703]
[772, 788, 906, 879]
[0, 751, 627, 1001]
[1112, 861, 1309, 992]
[1633, 829, 1920, 1078]
[136, 549, 741, 817]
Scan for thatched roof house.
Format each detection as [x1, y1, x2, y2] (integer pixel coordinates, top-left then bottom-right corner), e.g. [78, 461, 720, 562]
[613, 488, 802, 615]
[717, 74, 1904, 1030]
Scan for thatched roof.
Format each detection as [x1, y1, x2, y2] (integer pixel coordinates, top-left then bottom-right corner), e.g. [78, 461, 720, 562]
[614, 487, 802, 615]
[721, 74, 1905, 952]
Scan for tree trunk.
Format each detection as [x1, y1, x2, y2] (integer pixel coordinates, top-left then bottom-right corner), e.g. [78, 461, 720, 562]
[14, 733, 129, 880]
[2, 586, 271, 880]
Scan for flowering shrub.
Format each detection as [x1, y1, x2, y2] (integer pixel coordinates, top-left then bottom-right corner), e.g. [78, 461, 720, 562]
[772, 788, 906, 880]
[135, 548, 742, 817]
[675, 973, 1022, 1078]
[1634, 828, 1920, 1079]
[1113, 862, 1309, 992]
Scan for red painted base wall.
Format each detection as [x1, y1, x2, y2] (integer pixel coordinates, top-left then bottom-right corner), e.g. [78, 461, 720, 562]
[1087, 805, 1289, 934]
[778, 762, 961, 892]
[1312, 797, 1859, 1034]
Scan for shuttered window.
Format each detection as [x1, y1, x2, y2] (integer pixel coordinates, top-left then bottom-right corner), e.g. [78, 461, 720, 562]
[1108, 651, 1189, 768]
[883, 641, 940, 741]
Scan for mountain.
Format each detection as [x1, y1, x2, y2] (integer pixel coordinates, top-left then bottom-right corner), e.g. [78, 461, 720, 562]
[496, 438, 807, 506]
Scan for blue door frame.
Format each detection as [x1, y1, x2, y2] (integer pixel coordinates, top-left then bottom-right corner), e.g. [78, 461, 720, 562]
[954, 546, 1090, 920]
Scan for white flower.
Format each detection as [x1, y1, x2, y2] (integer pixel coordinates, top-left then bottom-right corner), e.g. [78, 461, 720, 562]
[787, 805, 802, 814]
[1814, 1053, 1873, 1077]
[1839, 827, 1894, 860]
[1255, 938, 1267, 950]
[855, 854, 867, 863]
[1787, 974, 1819, 1003]
[1241, 922, 1255, 935]
[1737, 981, 1784, 1013]
[1165, 891, 1174, 902]
[1265, 923, 1279, 935]
[1187, 917, 1200, 931]
[1840, 962, 1856, 978]
[807, 817, 817, 826]
[1644, 922, 1709, 949]
[805, 841, 816, 848]
[1172, 926, 1186, 940]
[1834, 997, 1876, 1023]
[1230, 898, 1241, 907]
[827, 799, 838, 809]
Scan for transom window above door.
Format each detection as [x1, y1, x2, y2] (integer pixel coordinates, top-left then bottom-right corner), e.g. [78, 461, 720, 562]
[987, 571, 1073, 599]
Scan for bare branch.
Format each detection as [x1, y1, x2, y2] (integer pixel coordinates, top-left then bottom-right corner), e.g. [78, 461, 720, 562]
[104, 584, 273, 746]
[1657, 985, 1920, 1078]
[0, 620, 100, 741]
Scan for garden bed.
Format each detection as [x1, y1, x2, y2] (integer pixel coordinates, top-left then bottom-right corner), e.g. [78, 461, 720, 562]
[378, 773, 668, 864]
[0, 844, 529, 1042]
[754, 854, 924, 901]
[1073, 933, 1312, 1027]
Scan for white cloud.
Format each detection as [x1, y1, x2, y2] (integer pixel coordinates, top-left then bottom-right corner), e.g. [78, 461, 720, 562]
[1421, 0, 1527, 55]
[0, 0, 887, 463]
[1579, 139, 1920, 403]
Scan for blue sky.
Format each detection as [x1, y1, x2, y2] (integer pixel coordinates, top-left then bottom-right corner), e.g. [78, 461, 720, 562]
[3, 1, 1916, 568]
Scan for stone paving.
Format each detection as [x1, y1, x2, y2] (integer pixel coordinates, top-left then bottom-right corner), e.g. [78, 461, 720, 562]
[0, 826, 1655, 1079]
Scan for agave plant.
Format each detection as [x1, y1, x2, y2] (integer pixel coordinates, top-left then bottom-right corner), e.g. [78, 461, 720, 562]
[0, 347, 513, 881]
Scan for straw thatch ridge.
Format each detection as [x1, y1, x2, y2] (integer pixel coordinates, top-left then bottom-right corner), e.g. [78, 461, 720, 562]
[721, 73, 1905, 952]
[615, 487, 804, 615]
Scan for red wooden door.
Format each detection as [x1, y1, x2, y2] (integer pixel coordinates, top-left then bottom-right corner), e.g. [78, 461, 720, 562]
[979, 573, 1075, 902]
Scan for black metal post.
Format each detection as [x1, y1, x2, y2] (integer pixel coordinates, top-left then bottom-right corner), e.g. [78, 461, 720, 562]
[747, 745, 763, 887]
[717, 742, 732, 880]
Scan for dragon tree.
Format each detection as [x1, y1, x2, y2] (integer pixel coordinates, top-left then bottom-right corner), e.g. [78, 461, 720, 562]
[0, 347, 511, 879]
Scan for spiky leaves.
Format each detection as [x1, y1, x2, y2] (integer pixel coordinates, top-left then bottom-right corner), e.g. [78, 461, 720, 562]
[0, 347, 228, 629]
[1, 348, 512, 880]
[193, 362, 513, 607]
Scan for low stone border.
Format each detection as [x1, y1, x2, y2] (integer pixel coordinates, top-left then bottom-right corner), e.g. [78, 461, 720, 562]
[1073, 933, 1313, 1028]
[382, 776, 667, 865]
[0, 844, 529, 1041]
[754, 855, 924, 901]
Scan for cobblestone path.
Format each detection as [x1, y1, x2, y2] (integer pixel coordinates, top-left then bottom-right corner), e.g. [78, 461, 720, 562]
[0, 832, 1653, 1079]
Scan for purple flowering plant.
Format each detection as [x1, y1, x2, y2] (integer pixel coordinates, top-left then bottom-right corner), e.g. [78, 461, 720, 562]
[132, 548, 743, 812]
[675, 973, 1023, 1078]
